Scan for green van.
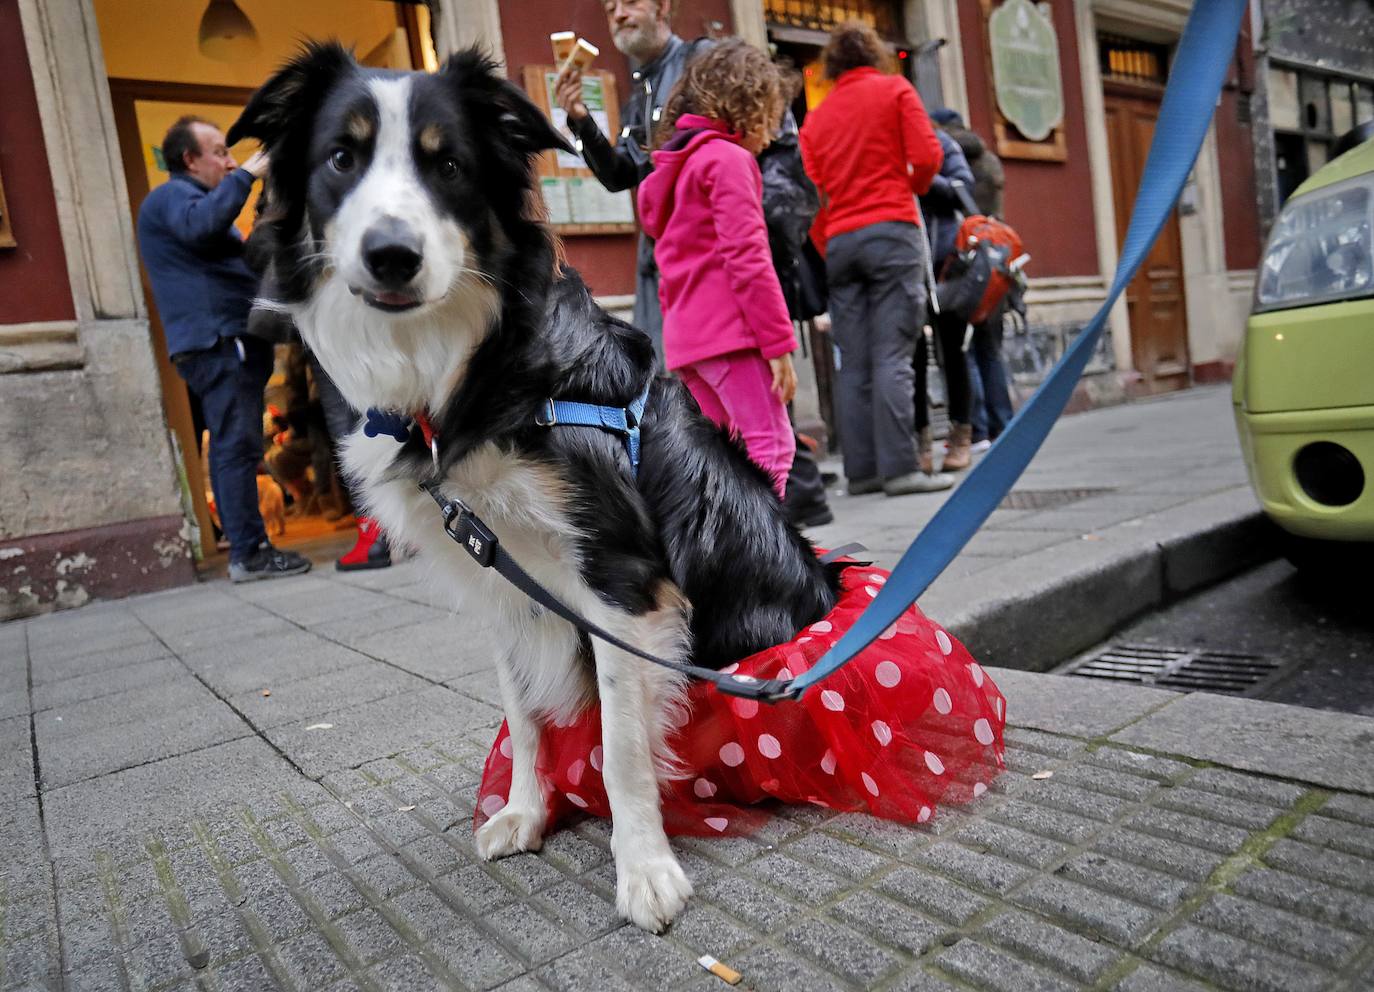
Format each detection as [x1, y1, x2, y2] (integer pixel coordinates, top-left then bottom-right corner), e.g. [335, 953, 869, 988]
[1234, 137, 1374, 567]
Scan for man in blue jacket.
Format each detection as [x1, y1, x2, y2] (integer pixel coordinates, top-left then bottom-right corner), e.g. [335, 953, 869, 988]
[137, 116, 310, 582]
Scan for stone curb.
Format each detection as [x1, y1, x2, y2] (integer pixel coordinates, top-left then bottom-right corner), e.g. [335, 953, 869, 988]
[924, 493, 1279, 674]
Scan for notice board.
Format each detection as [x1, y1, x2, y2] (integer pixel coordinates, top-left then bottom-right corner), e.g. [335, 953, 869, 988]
[522, 65, 637, 235]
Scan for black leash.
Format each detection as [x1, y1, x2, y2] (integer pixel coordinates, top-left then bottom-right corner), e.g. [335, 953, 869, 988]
[419, 479, 799, 702]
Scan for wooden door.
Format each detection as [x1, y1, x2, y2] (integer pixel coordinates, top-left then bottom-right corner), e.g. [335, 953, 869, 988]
[1103, 86, 1190, 393]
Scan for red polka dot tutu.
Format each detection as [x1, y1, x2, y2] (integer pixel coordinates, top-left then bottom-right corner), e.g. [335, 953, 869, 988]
[475, 561, 1007, 836]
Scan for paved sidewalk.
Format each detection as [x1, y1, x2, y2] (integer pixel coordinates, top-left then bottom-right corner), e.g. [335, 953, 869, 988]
[812, 385, 1270, 671]
[9, 385, 1372, 992]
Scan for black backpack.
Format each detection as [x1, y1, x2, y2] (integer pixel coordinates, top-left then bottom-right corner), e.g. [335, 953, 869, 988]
[758, 132, 821, 320]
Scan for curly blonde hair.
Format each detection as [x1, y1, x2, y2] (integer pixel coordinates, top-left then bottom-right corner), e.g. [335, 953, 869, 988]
[655, 39, 783, 149]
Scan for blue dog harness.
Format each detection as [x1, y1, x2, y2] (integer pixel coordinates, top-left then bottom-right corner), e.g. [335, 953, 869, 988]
[533, 384, 651, 476]
[364, 382, 652, 476]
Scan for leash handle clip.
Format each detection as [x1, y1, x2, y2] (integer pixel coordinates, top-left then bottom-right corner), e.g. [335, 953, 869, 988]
[423, 482, 499, 569]
[444, 502, 498, 568]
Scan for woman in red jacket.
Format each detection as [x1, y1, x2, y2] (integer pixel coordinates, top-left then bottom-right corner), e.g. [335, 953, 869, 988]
[638, 40, 799, 498]
[800, 22, 950, 496]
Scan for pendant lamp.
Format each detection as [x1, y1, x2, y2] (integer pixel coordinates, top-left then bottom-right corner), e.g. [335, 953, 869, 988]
[198, 0, 261, 62]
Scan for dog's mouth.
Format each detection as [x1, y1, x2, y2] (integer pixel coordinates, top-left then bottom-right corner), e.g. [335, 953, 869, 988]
[351, 285, 424, 313]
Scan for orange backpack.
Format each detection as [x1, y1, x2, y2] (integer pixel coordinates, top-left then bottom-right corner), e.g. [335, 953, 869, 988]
[939, 216, 1027, 324]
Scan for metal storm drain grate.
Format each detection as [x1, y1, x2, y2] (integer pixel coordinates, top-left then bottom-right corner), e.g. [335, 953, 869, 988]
[1066, 643, 1287, 696]
[1000, 487, 1115, 510]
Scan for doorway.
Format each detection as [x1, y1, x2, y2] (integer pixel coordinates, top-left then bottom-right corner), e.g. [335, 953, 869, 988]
[95, 0, 432, 560]
[1103, 83, 1191, 393]
[768, 23, 922, 453]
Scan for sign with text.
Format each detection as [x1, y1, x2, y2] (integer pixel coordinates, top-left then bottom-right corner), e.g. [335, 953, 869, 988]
[523, 66, 636, 234]
[989, 0, 1065, 142]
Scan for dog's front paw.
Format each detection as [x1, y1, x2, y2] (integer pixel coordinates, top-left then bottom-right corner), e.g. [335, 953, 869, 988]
[475, 805, 546, 860]
[616, 855, 693, 933]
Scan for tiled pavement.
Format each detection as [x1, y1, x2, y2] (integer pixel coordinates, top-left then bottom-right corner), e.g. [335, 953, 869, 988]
[6, 385, 1372, 990]
[6, 563, 1374, 990]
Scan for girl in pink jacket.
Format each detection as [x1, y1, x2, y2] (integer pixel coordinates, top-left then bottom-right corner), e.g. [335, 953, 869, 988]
[637, 40, 798, 499]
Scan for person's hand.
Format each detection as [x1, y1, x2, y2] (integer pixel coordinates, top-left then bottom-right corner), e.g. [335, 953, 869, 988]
[769, 353, 797, 405]
[555, 68, 589, 122]
[241, 149, 270, 179]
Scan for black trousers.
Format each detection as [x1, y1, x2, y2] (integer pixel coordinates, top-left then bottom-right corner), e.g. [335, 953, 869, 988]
[914, 307, 972, 430]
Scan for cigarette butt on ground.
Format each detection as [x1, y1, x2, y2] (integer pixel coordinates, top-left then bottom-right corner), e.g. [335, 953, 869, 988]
[697, 955, 742, 985]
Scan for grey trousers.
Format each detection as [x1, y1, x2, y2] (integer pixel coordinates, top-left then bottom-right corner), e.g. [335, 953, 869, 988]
[825, 221, 928, 481]
[633, 232, 665, 367]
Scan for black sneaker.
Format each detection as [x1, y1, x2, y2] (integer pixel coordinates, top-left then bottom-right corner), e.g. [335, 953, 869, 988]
[228, 544, 313, 583]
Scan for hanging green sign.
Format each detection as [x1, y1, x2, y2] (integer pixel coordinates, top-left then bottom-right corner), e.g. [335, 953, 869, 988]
[989, 0, 1065, 142]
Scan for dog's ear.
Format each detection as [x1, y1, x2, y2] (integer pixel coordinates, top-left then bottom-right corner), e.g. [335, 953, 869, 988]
[442, 48, 575, 156]
[494, 77, 577, 156]
[229, 43, 355, 303]
[228, 41, 355, 148]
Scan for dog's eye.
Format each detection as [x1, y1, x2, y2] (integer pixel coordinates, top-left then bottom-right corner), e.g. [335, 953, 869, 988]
[329, 148, 355, 172]
[438, 157, 459, 180]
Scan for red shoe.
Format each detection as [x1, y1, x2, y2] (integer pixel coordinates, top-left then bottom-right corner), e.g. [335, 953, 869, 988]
[336, 517, 392, 571]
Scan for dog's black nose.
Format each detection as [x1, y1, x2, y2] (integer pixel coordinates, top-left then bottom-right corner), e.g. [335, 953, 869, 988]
[362, 221, 423, 287]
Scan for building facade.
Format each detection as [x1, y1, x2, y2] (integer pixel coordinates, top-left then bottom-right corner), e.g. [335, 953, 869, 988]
[1247, 0, 1374, 236]
[2, 0, 1356, 619]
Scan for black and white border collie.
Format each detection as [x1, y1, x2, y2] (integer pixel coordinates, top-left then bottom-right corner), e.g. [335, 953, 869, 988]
[230, 44, 839, 932]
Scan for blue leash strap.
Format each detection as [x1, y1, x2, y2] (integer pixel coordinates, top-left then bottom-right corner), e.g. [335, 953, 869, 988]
[787, 0, 1248, 698]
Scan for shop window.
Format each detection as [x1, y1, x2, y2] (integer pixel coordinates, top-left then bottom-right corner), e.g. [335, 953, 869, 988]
[1269, 63, 1371, 205]
[1099, 35, 1169, 87]
[763, 0, 901, 39]
[1306, 139, 1331, 177]
[1268, 67, 1300, 131]
[1300, 74, 1330, 133]
[1274, 132, 1307, 205]
[766, 0, 912, 122]
[1331, 80, 1355, 138]
[1357, 85, 1374, 127]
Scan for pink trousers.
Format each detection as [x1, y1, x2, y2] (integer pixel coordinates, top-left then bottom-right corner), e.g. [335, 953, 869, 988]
[676, 350, 795, 499]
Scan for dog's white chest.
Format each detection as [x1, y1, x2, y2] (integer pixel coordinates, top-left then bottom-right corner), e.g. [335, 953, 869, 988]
[345, 434, 582, 606]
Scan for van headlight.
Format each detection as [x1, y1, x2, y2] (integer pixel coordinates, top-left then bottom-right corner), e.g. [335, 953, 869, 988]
[1255, 174, 1373, 312]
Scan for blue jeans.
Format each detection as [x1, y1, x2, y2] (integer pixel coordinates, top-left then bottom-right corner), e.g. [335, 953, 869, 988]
[966, 308, 1015, 443]
[174, 336, 273, 562]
